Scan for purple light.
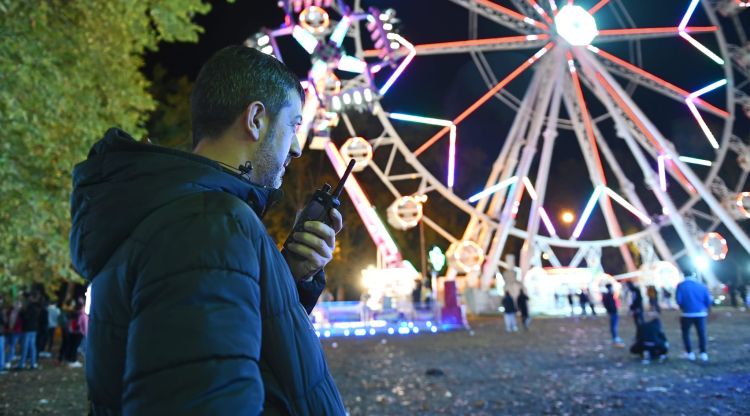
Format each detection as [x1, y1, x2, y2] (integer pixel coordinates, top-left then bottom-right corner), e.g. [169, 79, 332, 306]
[602, 187, 652, 224]
[572, 187, 603, 240]
[468, 176, 518, 203]
[688, 79, 727, 99]
[679, 0, 700, 31]
[379, 34, 415, 95]
[338, 55, 367, 73]
[330, 16, 351, 47]
[448, 126, 456, 188]
[685, 99, 720, 149]
[292, 25, 318, 54]
[658, 155, 667, 192]
[538, 207, 557, 237]
[679, 32, 724, 64]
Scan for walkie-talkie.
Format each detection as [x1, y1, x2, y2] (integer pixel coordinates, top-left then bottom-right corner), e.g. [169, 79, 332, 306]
[284, 159, 356, 257]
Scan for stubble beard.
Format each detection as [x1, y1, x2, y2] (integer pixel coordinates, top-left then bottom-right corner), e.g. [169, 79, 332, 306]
[251, 126, 285, 189]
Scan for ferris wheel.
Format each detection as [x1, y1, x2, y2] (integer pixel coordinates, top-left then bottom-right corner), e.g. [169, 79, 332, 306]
[251, 0, 750, 289]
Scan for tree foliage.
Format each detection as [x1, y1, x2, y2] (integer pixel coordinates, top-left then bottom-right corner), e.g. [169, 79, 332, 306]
[0, 0, 213, 290]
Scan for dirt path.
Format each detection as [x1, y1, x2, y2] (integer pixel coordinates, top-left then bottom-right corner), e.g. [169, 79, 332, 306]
[1, 309, 748, 415]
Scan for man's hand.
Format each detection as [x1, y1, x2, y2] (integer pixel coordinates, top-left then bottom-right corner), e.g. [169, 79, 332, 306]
[284, 208, 343, 281]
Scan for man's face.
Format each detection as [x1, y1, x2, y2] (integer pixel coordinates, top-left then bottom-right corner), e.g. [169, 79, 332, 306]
[251, 90, 303, 188]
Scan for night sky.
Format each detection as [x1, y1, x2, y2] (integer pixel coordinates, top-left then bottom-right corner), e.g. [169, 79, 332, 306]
[146, 0, 750, 278]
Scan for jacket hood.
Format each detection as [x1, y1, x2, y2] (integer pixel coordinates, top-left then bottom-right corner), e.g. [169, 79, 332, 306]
[70, 128, 282, 281]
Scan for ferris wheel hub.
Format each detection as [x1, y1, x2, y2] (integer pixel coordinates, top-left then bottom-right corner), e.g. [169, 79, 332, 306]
[555, 5, 598, 46]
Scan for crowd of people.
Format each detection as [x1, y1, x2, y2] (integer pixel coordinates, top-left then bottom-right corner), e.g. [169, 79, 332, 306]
[0, 290, 88, 374]
[500, 270, 721, 365]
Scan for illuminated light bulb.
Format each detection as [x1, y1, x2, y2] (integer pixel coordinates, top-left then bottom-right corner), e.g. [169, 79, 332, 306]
[363, 88, 373, 102]
[554, 5, 598, 46]
[390, 41, 401, 49]
[292, 25, 319, 54]
[737, 192, 750, 218]
[332, 96, 342, 111]
[261, 45, 274, 55]
[353, 90, 363, 105]
[257, 35, 270, 46]
[299, 6, 330, 34]
[342, 93, 352, 105]
[338, 55, 367, 73]
[693, 255, 710, 271]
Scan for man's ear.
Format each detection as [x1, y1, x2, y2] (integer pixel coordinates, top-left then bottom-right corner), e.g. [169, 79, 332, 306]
[243, 101, 267, 142]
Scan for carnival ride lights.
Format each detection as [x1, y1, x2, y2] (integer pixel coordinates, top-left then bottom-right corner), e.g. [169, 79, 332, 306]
[738, 192, 750, 218]
[339, 136, 372, 172]
[387, 195, 428, 230]
[694, 254, 711, 272]
[554, 5, 598, 46]
[702, 232, 729, 260]
[261, 1, 750, 302]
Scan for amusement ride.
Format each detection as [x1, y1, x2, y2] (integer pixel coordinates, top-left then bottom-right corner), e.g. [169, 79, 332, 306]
[246, 0, 750, 324]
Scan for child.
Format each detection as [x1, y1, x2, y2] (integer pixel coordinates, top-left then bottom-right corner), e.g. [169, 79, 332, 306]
[630, 312, 668, 364]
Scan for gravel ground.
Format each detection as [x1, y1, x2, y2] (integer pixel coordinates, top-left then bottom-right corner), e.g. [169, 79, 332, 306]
[1, 309, 748, 415]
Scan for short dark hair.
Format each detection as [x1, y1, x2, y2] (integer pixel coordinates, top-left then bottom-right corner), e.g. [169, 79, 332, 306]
[190, 45, 304, 148]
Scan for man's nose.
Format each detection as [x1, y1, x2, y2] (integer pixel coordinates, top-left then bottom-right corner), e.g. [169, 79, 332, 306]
[291, 135, 302, 158]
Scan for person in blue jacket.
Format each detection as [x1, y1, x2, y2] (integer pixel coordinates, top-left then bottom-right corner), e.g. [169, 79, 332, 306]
[675, 271, 713, 362]
[70, 46, 346, 415]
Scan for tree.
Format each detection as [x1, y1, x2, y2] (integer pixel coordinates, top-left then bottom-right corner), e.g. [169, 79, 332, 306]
[0, 0, 214, 290]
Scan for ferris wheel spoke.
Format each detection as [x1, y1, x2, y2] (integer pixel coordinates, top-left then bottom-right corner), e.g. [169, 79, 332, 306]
[587, 46, 729, 119]
[573, 55, 698, 194]
[565, 52, 608, 187]
[595, 26, 718, 43]
[584, 68, 697, 193]
[447, 0, 549, 33]
[519, 0, 554, 24]
[408, 35, 550, 56]
[561, 60, 640, 273]
[414, 42, 555, 156]
[362, 36, 549, 59]
[588, 0, 610, 16]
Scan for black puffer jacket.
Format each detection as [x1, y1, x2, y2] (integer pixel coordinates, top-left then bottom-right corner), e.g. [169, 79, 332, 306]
[70, 128, 345, 415]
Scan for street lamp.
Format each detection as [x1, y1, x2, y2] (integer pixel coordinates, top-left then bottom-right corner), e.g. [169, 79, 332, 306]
[561, 211, 575, 224]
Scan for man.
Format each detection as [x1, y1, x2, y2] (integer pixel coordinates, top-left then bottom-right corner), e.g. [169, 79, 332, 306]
[17, 292, 41, 370]
[630, 312, 668, 364]
[502, 290, 518, 332]
[627, 281, 644, 326]
[70, 46, 346, 414]
[676, 271, 712, 362]
[578, 289, 590, 317]
[44, 300, 60, 355]
[516, 288, 530, 330]
[601, 283, 624, 346]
